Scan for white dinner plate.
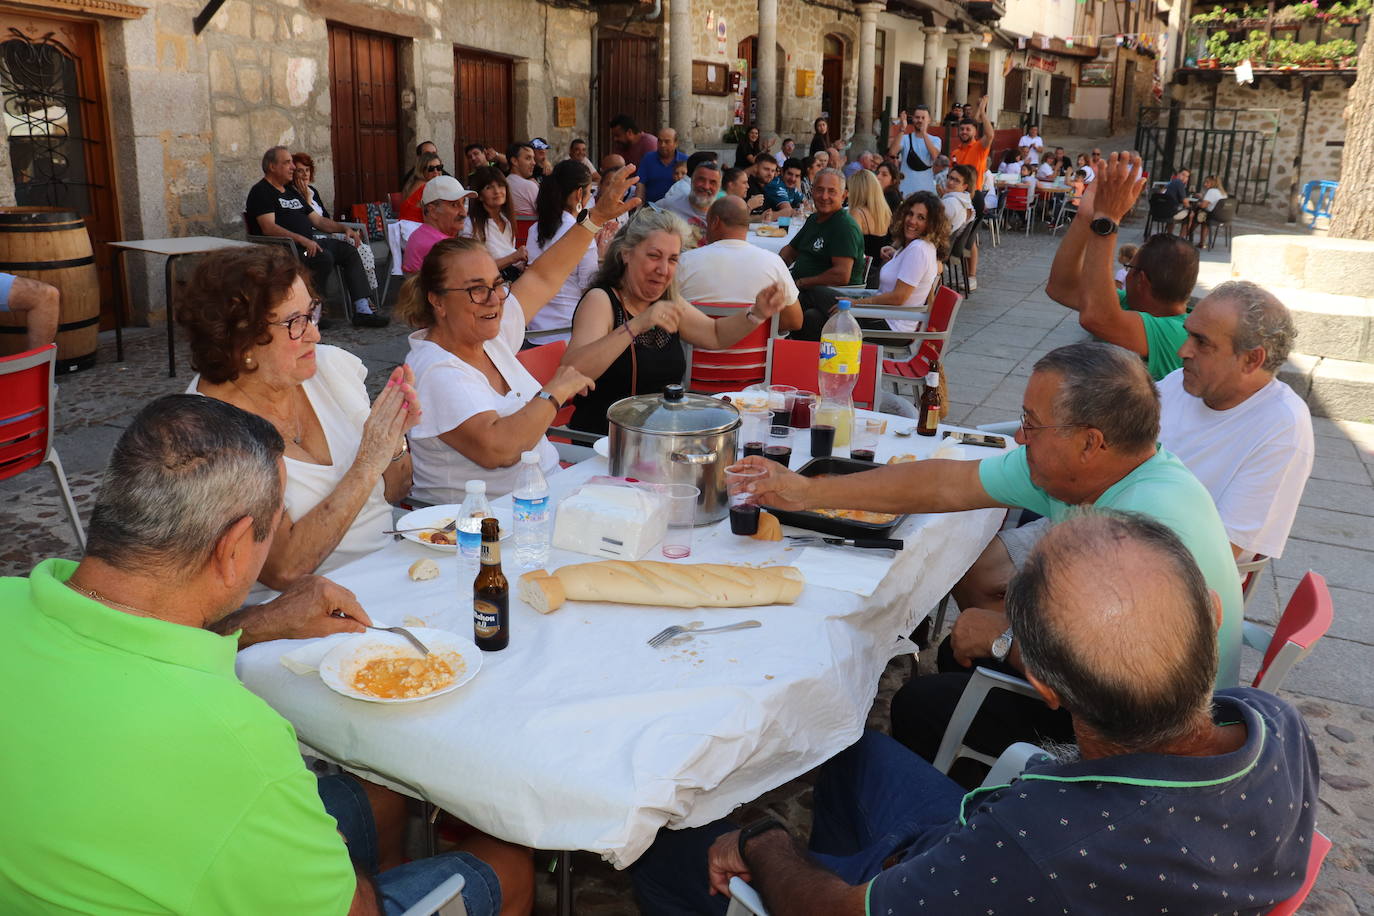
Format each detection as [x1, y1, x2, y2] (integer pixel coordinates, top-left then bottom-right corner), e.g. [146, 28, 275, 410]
[319, 628, 481, 704]
[593, 436, 610, 458]
[396, 504, 511, 551]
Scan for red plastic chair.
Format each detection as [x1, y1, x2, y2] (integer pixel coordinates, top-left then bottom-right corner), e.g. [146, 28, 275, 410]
[685, 302, 778, 394]
[0, 345, 84, 548]
[514, 340, 577, 429]
[515, 217, 538, 249]
[1001, 185, 1032, 234]
[766, 338, 879, 410]
[1265, 829, 1331, 916]
[1246, 571, 1334, 693]
[880, 285, 964, 396]
[387, 191, 404, 214]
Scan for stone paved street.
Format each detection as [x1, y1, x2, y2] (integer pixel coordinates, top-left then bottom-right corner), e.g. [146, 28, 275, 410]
[4, 214, 1372, 914]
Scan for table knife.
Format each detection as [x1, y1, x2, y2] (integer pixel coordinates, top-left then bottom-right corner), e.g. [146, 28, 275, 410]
[786, 536, 903, 550]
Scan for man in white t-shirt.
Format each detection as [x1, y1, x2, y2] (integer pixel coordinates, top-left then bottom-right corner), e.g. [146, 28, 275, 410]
[1018, 125, 1044, 165]
[505, 142, 540, 216]
[676, 196, 802, 333]
[1159, 280, 1313, 561]
[889, 105, 941, 197]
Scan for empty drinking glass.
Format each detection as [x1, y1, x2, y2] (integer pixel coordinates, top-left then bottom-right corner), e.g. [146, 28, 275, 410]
[661, 484, 700, 559]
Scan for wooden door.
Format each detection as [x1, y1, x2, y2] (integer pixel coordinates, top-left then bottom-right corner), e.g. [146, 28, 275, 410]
[0, 8, 118, 327]
[328, 22, 402, 214]
[821, 34, 845, 122]
[596, 31, 658, 160]
[737, 36, 784, 130]
[454, 48, 513, 180]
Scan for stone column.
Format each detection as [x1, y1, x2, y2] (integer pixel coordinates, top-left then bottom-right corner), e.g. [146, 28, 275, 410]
[758, 0, 778, 133]
[922, 26, 945, 120]
[670, 0, 693, 133]
[952, 34, 974, 107]
[987, 47, 1008, 121]
[855, 2, 883, 150]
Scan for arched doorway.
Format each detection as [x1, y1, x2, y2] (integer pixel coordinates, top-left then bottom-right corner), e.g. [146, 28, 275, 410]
[821, 34, 846, 122]
[737, 37, 785, 131]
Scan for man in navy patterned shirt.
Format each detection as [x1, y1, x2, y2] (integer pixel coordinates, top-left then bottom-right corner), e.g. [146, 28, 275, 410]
[631, 510, 1320, 915]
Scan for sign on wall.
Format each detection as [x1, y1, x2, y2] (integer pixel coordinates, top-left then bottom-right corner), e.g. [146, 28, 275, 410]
[555, 96, 576, 127]
[1080, 61, 1113, 86]
[796, 68, 815, 97]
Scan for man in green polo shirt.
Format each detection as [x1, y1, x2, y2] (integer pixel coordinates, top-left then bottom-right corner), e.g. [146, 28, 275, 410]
[0, 395, 525, 915]
[780, 168, 865, 340]
[1046, 152, 1200, 380]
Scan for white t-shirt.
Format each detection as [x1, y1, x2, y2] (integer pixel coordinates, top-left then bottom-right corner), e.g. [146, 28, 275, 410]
[524, 211, 598, 341]
[463, 214, 517, 261]
[1157, 369, 1314, 559]
[1018, 135, 1044, 164]
[187, 346, 392, 603]
[506, 173, 539, 216]
[1035, 162, 1057, 181]
[404, 295, 561, 502]
[982, 172, 998, 209]
[676, 239, 800, 311]
[942, 191, 970, 232]
[876, 239, 939, 333]
[997, 161, 1022, 177]
[1202, 188, 1226, 211]
[661, 177, 691, 204]
[1082, 165, 1096, 183]
[898, 132, 942, 197]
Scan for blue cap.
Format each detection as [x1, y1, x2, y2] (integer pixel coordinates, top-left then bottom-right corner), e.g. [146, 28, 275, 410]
[837, 299, 852, 310]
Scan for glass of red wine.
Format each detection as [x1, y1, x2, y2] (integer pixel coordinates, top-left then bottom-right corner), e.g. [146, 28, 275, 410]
[765, 425, 793, 467]
[725, 463, 768, 535]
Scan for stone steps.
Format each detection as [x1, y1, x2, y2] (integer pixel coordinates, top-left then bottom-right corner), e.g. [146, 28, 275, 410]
[1264, 287, 1374, 365]
[1280, 353, 1374, 422]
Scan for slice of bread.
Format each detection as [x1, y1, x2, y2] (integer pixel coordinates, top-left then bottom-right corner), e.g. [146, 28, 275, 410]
[751, 511, 783, 541]
[518, 569, 566, 614]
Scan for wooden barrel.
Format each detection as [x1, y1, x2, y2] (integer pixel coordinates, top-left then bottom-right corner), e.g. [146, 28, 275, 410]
[0, 207, 100, 372]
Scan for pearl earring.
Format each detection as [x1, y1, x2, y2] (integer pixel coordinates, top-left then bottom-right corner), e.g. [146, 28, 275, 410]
[244, 353, 256, 369]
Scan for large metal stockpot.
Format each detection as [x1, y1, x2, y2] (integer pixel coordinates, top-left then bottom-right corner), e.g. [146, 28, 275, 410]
[607, 384, 740, 525]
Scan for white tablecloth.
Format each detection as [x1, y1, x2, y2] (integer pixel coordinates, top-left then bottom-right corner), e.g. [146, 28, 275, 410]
[746, 219, 804, 254]
[235, 417, 1004, 868]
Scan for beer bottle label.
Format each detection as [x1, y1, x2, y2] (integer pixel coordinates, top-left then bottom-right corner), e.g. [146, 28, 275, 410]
[474, 598, 503, 639]
[480, 540, 500, 565]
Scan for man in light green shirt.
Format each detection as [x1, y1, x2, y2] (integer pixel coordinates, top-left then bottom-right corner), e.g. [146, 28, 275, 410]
[743, 342, 1242, 755]
[0, 395, 518, 915]
[1046, 153, 1199, 381]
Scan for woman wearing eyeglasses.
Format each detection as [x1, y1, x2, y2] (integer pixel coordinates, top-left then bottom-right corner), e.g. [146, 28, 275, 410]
[399, 152, 445, 222]
[397, 166, 643, 502]
[176, 245, 420, 599]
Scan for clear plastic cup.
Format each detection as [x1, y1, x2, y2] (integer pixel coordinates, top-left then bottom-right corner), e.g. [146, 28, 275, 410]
[790, 390, 817, 429]
[725, 464, 768, 536]
[661, 484, 700, 559]
[739, 407, 772, 459]
[767, 385, 798, 427]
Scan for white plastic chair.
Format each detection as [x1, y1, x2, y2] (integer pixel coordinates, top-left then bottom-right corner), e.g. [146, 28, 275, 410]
[399, 873, 466, 916]
[0, 345, 84, 548]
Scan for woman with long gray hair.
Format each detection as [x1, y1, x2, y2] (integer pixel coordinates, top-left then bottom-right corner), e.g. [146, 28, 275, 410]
[561, 208, 790, 436]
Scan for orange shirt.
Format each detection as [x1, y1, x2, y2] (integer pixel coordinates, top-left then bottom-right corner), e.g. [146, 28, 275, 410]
[951, 139, 991, 191]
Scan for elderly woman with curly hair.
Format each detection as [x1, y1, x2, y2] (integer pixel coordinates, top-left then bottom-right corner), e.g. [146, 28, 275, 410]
[176, 245, 420, 595]
[561, 208, 789, 436]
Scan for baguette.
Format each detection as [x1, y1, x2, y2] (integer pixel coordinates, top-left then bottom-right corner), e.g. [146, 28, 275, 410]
[518, 569, 566, 614]
[549, 560, 803, 609]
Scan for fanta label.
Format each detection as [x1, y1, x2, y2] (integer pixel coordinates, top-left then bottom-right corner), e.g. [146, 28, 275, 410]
[819, 338, 861, 375]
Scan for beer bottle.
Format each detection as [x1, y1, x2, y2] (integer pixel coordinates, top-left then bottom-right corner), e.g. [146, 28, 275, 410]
[473, 517, 509, 651]
[917, 371, 942, 437]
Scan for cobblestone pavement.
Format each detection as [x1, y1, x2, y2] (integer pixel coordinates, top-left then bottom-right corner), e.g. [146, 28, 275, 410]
[6, 214, 1373, 914]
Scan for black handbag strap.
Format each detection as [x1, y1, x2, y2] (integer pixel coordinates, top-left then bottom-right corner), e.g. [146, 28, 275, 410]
[905, 134, 932, 173]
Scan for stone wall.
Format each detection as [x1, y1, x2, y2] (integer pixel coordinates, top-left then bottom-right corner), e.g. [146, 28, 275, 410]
[1172, 74, 1349, 217]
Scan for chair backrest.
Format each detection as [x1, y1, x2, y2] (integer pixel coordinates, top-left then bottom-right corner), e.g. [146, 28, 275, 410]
[767, 338, 879, 410]
[1253, 571, 1333, 692]
[0, 345, 56, 483]
[686, 302, 777, 393]
[387, 191, 404, 213]
[1209, 196, 1234, 224]
[515, 217, 538, 249]
[1148, 193, 1179, 220]
[1003, 186, 1030, 210]
[514, 340, 576, 427]
[1264, 829, 1331, 916]
[906, 285, 963, 377]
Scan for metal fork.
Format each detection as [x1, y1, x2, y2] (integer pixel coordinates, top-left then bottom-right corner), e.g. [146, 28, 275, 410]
[383, 519, 458, 537]
[330, 612, 431, 656]
[647, 620, 762, 648]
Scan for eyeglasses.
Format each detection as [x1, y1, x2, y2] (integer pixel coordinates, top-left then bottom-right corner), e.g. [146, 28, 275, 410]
[268, 299, 324, 340]
[1019, 411, 1089, 435]
[426, 164, 444, 173]
[438, 281, 510, 305]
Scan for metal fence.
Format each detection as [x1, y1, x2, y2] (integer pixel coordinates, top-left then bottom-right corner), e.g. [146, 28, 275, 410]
[1134, 106, 1281, 208]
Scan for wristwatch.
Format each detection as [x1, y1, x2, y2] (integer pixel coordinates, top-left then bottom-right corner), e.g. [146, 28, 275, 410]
[738, 817, 787, 861]
[990, 626, 1015, 662]
[1089, 216, 1119, 237]
[536, 390, 563, 410]
[576, 208, 603, 235]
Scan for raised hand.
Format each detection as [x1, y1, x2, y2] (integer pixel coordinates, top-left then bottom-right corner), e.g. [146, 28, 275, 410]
[1091, 151, 1147, 224]
[546, 364, 594, 405]
[590, 163, 643, 224]
[633, 298, 687, 336]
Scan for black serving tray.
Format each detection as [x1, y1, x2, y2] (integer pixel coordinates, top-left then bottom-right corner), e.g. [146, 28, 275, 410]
[763, 456, 909, 539]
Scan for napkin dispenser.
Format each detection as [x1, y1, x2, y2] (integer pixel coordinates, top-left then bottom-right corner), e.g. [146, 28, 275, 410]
[552, 484, 668, 560]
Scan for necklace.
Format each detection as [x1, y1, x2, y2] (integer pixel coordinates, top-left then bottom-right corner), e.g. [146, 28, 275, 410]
[232, 380, 303, 446]
[66, 580, 159, 619]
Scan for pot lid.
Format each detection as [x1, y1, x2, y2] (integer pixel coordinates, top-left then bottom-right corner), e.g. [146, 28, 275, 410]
[607, 384, 740, 434]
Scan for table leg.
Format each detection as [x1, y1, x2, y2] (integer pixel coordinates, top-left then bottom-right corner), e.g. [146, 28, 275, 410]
[556, 850, 573, 916]
[165, 254, 177, 377]
[112, 248, 126, 363]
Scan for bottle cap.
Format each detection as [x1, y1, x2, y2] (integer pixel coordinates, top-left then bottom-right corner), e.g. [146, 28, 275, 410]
[836, 299, 852, 310]
[520, 451, 539, 464]
[465, 479, 487, 493]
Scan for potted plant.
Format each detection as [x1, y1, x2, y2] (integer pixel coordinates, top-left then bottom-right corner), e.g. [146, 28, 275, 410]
[1204, 30, 1232, 66]
[1322, 37, 1359, 64]
[1191, 7, 1224, 24]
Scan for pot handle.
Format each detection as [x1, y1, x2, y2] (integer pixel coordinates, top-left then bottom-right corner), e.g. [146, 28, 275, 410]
[670, 449, 718, 464]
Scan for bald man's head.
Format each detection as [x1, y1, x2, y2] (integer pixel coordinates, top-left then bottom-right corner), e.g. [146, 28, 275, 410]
[600, 153, 626, 172]
[1007, 510, 1218, 753]
[705, 195, 751, 242]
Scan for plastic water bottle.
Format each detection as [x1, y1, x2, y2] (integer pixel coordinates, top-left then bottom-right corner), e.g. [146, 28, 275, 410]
[513, 451, 551, 569]
[457, 479, 491, 575]
[819, 299, 862, 447]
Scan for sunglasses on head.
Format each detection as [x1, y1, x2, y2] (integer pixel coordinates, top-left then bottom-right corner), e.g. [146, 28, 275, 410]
[426, 164, 444, 173]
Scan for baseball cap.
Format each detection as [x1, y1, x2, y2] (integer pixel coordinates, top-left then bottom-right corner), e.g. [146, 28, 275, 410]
[421, 175, 476, 205]
[531, 137, 550, 150]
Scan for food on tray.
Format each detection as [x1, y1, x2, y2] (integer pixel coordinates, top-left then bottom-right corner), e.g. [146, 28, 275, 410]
[755, 225, 788, 237]
[814, 508, 899, 525]
[408, 558, 441, 581]
[418, 520, 456, 545]
[750, 511, 783, 541]
[518, 561, 804, 613]
[351, 651, 465, 699]
[887, 454, 918, 464]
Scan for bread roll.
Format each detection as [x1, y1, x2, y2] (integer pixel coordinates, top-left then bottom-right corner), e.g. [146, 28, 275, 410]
[408, 558, 441, 581]
[518, 570, 566, 614]
[750, 511, 782, 541]
[550, 561, 803, 609]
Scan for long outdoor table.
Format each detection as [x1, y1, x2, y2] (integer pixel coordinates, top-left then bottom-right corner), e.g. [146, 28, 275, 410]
[235, 416, 1005, 869]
